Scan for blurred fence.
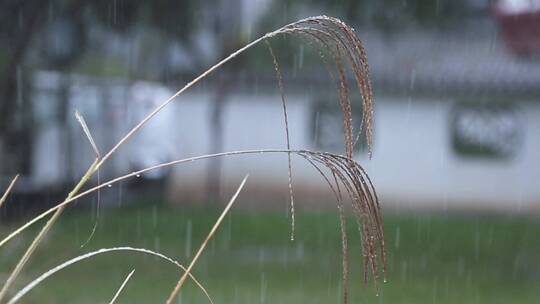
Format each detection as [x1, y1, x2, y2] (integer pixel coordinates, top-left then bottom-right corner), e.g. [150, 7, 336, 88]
[3, 61, 540, 214]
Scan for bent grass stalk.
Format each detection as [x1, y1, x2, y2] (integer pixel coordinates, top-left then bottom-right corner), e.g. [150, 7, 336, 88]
[1, 148, 385, 300]
[0, 159, 99, 301]
[1, 15, 383, 304]
[1, 23, 270, 303]
[0, 113, 99, 300]
[266, 41, 295, 241]
[7, 247, 214, 304]
[0, 150, 361, 249]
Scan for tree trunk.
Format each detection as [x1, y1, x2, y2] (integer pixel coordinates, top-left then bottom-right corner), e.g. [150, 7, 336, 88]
[205, 76, 228, 204]
[204, 0, 242, 205]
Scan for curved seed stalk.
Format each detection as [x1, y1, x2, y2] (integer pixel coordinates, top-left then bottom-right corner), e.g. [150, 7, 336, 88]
[276, 16, 374, 157]
[266, 41, 295, 241]
[0, 149, 386, 300]
[265, 18, 378, 301]
[1, 15, 383, 304]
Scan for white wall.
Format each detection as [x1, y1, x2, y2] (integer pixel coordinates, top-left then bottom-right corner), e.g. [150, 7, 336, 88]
[28, 74, 540, 212]
[363, 97, 540, 212]
[169, 93, 540, 213]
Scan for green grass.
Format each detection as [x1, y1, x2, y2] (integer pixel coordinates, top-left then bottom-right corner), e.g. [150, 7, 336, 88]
[1, 202, 539, 304]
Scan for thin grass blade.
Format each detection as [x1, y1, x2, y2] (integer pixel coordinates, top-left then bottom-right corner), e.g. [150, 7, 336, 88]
[75, 110, 100, 158]
[0, 174, 19, 209]
[108, 269, 135, 304]
[7, 247, 214, 304]
[165, 175, 249, 304]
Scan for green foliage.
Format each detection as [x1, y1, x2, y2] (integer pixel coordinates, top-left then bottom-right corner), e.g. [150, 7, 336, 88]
[2, 205, 538, 303]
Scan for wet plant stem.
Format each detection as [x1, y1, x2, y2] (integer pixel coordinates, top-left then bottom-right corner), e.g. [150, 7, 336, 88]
[0, 159, 98, 302]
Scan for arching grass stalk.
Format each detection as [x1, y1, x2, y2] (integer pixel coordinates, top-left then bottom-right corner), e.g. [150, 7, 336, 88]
[7, 247, 214, 304]
[1, 148, 386, 300]
[266, 41, 295, 241]
[1, 16, 382, 304]
[0, 159, 99, 301]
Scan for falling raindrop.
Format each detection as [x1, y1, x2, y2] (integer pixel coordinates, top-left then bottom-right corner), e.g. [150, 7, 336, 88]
[18, 9, 23, 28]
[401, 261, 408, 281]
[409, 69, 416, 91]
[395, 226, 401, 249]
[16, 66, 22, 107]
[154, 236, 160, 252]
[458, 257, 465, 276]
[432, 277, 438, 303]
[74, 219, 80, 245]
[295, 241, 304, 259]
[299, 44, 304, 69]
[185, 219, 192, 258]
[474, 229, 480, 261]
[258, 248, 265, 266]
[260, 272, 267, 304]
[223, 214, 232, 250]
[48, 1, 54, 21]
[152, 205, 157, 228]
[405, 97, 412, 126]
[177, 291, 183, 304]
[112, 0, 117, 25]
[313, 111, 320, 144]
[136, 211, 142, 238]
[117, 182, 123, 207]
[293, 54, 297, 77]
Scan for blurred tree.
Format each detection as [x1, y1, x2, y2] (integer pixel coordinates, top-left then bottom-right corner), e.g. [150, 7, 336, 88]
[204, 0, 246, 205]
[297, 0, 472, 31]
[0, 0, 200, 176]
[0, 0, 80, 175]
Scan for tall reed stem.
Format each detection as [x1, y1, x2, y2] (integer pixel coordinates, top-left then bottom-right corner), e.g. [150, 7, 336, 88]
[0, 160, 98, 302]
[0, 31, 273, 301]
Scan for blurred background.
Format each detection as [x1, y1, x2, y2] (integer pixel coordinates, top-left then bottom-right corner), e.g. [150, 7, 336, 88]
[0, 0, 539, 303]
